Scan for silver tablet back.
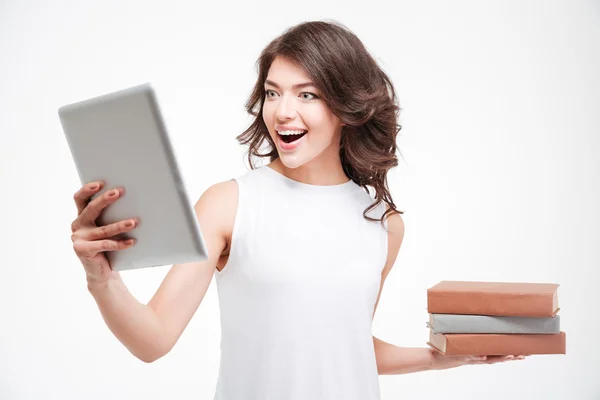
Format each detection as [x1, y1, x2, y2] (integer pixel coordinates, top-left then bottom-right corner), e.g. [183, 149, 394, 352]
[59, 83, 208, 271]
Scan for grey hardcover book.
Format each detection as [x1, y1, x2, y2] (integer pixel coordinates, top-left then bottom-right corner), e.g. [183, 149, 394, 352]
[427, 313, 560, 334]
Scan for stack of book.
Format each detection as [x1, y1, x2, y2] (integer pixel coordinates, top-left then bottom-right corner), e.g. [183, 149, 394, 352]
[425, 281, 566, 356]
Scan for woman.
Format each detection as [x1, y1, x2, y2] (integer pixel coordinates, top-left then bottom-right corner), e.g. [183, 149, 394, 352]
[70, 20, 523, 400]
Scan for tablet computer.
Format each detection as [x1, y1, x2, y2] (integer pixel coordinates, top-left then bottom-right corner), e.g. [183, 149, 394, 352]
[58, 83, 208, 271]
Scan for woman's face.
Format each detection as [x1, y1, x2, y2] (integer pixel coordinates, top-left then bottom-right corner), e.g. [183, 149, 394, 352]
[262, 56, 344, 169]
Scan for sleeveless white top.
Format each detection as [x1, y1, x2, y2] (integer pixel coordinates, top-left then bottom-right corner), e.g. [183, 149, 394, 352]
[213, 165, 388, 400]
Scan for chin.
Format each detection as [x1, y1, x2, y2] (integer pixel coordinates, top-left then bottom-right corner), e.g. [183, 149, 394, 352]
[277, 154, 307, 169]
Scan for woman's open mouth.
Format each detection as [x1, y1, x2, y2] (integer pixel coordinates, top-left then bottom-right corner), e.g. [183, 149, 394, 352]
[276, 129, 308, 151]
[277, 129, 308, 143]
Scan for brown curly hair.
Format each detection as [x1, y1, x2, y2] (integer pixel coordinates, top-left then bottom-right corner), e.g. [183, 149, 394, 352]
[236, 20, 404, 225]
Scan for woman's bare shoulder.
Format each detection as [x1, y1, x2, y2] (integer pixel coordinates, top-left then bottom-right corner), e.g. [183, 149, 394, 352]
[199, 179, 239, 202]
[385, 210, 405, 264]
[194, 179, 239, 237]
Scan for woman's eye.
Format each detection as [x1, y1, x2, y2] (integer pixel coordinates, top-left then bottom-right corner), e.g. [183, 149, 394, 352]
[264, 90, 318, 100]
[301, 92, 318, 100]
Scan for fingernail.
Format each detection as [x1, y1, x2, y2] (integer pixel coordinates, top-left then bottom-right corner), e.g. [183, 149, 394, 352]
[90, 183, 99, 190]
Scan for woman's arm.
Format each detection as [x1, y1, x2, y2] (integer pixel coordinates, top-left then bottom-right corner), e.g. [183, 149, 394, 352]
[88, 180, 235, 363]
[145, 180, 237, 360]
[374, 336, 525, 374]
[373, 337, 435, 374]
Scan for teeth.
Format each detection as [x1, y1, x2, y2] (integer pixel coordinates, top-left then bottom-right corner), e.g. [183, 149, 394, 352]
[277, 130, 307, 135]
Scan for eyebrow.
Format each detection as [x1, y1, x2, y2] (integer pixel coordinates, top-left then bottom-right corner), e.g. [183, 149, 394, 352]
[265, 79, 316, 90]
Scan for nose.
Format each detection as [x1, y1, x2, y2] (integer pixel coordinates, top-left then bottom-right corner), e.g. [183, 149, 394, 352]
[275, 93, 297, 121]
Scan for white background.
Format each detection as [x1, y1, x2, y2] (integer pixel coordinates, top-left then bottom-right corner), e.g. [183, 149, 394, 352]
[1, 0, 599, 399]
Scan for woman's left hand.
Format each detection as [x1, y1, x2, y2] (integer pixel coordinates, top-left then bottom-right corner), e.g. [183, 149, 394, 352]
[431, 352, 526, 370]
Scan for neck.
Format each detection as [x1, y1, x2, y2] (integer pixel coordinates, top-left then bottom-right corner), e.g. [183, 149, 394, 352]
[270, 150, 349, 186]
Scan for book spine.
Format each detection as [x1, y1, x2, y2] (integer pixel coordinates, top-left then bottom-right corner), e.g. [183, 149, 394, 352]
[441, 331, 566, 355]
[427, 290, 556, 317]
[429, 314, 560, 334]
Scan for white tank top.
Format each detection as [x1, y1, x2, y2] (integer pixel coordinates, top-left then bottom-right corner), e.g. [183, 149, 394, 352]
[213, 165, 388, 400]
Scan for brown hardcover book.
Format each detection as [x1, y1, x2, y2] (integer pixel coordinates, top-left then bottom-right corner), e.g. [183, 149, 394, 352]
[427, 281, 559, 317]
[427, 330, 566, 356]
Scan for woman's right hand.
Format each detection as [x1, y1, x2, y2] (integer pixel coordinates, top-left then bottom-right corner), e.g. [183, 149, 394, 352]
[70, 181, 139, 286]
